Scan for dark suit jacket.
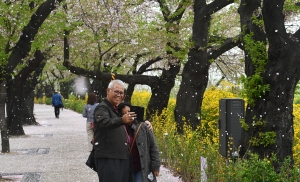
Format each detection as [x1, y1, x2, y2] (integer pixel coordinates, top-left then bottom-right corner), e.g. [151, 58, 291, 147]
[93, 99, 129, 159]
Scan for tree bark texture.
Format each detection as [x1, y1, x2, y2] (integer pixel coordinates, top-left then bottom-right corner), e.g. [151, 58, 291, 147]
[43, 83, 55, 98]
[6, 84, 24, 135]
[35, 85, 44, 99]
[175, 0, 210, 132]
[22, 90, 36, 125]
[239, 0, 300, 169]
[124, 84, 135, 103]
[0, 80, 9, 152]
[174, 0, 235, 132]
[22, 60, 46, 125]
[147, 63, 180, 119]
[60, 80, 73, 99]
[175, 48, 210, 132]
[7, 51, 45, 135]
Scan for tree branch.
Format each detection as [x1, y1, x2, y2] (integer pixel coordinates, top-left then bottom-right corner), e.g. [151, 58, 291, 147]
[207, 0, 234, 16]
[6, 0, 63, 76]
[137, 56, 163, 74]
[208, 35, 242, 60]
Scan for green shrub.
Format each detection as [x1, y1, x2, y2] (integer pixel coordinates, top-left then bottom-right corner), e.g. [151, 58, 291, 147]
[294, 94, 300, 104]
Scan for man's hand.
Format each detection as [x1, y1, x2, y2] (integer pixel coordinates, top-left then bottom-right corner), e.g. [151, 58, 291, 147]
[122, 112, 136, 124]
[153, 171, 159, 177]
[145, 120, 153, 131]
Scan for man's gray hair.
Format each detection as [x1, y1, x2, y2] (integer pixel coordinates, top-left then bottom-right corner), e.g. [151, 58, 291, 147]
[108, 79, 125, 89]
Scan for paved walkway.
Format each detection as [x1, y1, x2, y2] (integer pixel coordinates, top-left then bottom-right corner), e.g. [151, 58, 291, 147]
[0, 104, 181, 182]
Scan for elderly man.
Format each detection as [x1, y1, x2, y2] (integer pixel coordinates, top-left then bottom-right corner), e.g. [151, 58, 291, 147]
[93, 79, 138, 182]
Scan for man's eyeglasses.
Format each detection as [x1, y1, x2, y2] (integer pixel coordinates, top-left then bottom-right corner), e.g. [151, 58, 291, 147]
[110, 89, 124, 96]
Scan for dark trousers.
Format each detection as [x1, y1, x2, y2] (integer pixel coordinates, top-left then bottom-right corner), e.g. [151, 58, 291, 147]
[94, 158, 132, 182]
[54, 106, 60, 117]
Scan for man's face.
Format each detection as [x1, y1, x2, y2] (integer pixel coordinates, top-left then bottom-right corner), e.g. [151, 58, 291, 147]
[106, 83, 125, 106]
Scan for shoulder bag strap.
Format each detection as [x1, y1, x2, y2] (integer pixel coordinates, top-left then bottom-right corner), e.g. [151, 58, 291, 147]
[129, 123, 142, 154]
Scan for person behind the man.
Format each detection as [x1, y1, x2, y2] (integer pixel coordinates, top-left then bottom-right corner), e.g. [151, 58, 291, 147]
[93, 79, 137, 182]
[52, 91, 63, 118]
[82, 92, 99, 152]
[118, 102, 160, 182]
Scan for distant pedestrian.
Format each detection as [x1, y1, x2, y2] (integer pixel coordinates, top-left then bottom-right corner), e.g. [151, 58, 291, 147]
[118, 102, 160, 182]
[52, 91, 63, 118]
[82, 92, 99, 152]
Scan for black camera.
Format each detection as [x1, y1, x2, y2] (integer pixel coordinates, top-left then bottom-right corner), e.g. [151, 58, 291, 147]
[131, 106, 145, 122]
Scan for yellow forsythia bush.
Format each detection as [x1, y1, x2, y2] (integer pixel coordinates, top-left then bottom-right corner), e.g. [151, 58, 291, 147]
[131, 86, 240, 180]
[131, 91, 151, 108]
[201, 87, 238, 144]
[131, 87, 300, 180]
[293, 104, 300, 167]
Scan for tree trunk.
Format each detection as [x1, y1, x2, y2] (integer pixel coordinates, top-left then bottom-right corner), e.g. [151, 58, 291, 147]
[22, 90, 36, 125]
[238, 0, 267, 159]
[0, 80, 9, 153]
[7, 77, 25, 135]
[35, 84, 44, 99]
[91, 79, 108, 100]
[23, 61, 46, 125]
[124, 84, 135, 103]
[60, 80, 73, 99]
[238, 0, 300, 170]
[147, 63, 180, 119]
[175, 0, 211, 132]
[7, 51, 45, 134]
[174, 0, 235, 133]
[43, 83, 54, 98]
[175, 48, 210, 132]
[240, 76, 296, 169]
